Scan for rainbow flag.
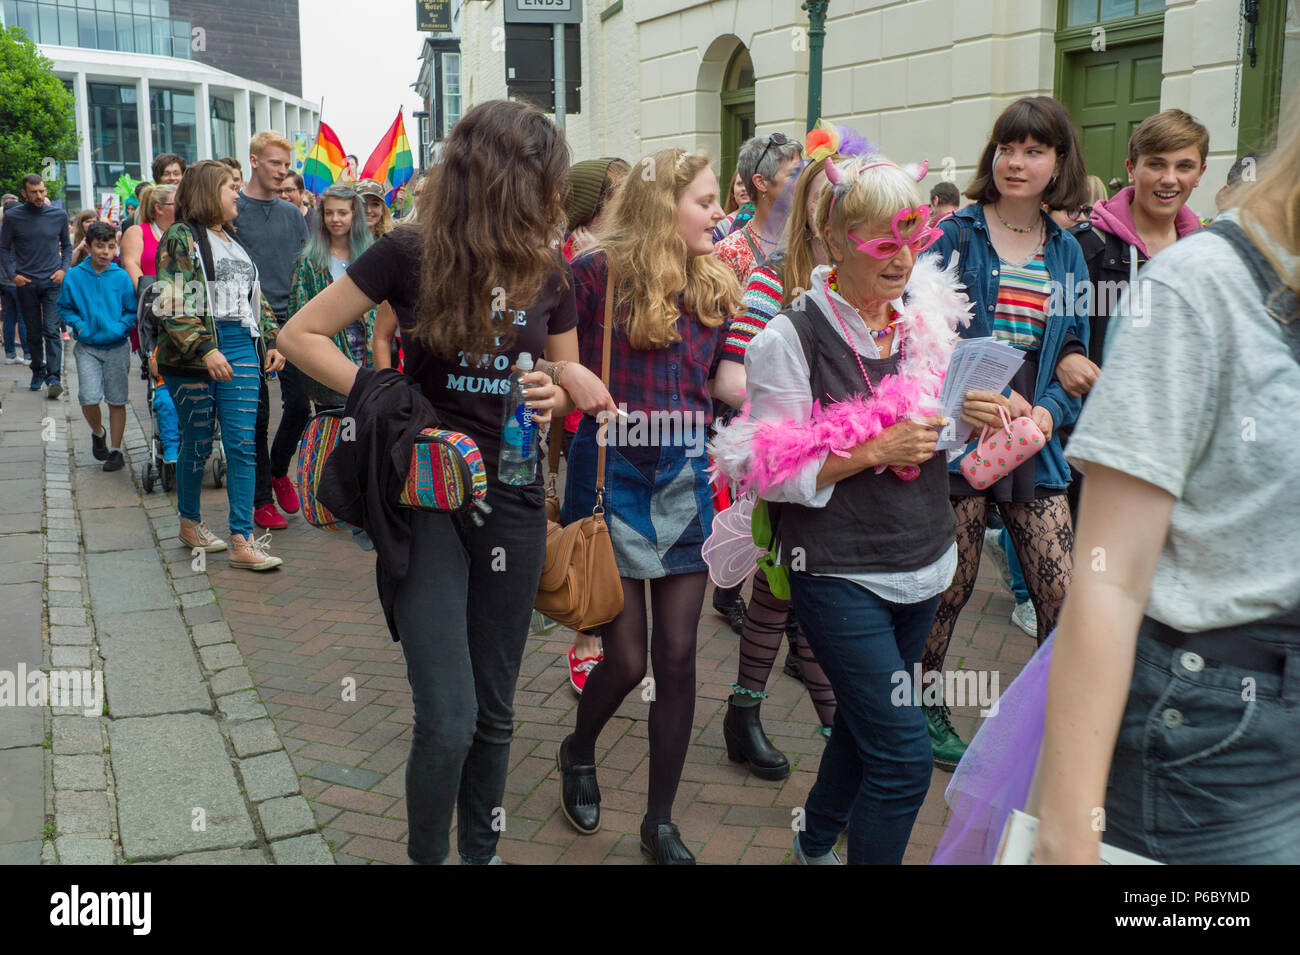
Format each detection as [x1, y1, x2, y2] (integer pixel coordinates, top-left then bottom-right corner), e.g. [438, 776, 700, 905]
[303, 121, 346, 194]
[360, 110, 414, 205]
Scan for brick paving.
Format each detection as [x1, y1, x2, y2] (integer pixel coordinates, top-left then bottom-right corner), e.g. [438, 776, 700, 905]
[125, 378, 1034, 864]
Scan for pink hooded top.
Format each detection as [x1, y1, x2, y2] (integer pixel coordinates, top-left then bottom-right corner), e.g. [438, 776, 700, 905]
[1088, 185, 1202, 257]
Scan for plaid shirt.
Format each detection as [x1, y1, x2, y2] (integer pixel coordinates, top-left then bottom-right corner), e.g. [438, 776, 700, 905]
[571, 250, 725, 416]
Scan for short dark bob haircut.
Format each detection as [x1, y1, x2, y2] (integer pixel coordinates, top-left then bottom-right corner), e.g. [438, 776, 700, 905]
[965, 96, 1088, 211]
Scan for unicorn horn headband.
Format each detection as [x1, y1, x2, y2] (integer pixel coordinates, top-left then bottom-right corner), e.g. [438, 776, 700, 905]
[825, 158, 931, 219]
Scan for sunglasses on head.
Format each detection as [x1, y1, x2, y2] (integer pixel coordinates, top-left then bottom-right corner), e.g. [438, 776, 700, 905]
[754, 132, 794, 179]
[846, 206, 943, 259]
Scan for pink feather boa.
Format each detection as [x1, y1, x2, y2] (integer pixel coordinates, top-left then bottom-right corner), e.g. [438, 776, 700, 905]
[723, 371, 942, 496]
[708, 254, 970, 496]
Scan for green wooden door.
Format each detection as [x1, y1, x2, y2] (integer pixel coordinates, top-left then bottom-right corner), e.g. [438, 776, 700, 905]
[721, 96, 754, 195]
[720, 46, 755, 196]
[1059, 39, 1163, 189]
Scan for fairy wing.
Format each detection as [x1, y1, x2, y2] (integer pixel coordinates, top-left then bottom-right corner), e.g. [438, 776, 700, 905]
[702, 494, 763, 589]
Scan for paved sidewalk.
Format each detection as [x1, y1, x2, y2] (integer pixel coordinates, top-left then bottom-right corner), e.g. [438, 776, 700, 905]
[1, 351, 1034, 865]
[0, 355, 329, 864]
[128, 369, 1034, 865]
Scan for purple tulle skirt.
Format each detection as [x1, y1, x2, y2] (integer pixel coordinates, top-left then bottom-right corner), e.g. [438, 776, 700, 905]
[931, 631, 1055, 865]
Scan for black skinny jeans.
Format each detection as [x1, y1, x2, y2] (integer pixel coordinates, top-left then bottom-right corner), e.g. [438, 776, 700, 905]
[268, 358, 313, 482]
[391, 483, 547, 864]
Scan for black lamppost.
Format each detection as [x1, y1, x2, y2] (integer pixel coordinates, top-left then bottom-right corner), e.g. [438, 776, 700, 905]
[803, 0, 831, 132]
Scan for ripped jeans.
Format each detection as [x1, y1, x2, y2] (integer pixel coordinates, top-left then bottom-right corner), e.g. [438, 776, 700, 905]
[163, 321, 260, 538]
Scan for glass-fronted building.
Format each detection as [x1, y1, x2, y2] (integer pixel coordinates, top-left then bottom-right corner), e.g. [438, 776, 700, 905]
[4, 0, 316, 211]
[3, 0, 194, 58]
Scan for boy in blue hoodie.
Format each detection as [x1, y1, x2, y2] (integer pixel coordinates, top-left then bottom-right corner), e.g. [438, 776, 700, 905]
[58, 221, 137, 472]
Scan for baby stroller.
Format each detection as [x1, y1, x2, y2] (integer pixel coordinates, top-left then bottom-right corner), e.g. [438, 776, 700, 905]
[135, 281, 226, 493]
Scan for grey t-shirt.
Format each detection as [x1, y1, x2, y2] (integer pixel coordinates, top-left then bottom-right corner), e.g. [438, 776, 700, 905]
[234, 192, 307, 319]
[1066, 210, 1300, 631]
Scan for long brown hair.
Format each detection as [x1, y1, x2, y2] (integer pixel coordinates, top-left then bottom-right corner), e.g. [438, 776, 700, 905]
[779, 154, 840, 307]
[595, 149, 738, 348]
[72, 209, 98, 248]
[723, 168, 744, 214]
[414, 100, 570, 360]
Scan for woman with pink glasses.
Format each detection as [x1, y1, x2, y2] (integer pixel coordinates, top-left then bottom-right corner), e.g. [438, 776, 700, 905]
[711, 154, 1000, 863]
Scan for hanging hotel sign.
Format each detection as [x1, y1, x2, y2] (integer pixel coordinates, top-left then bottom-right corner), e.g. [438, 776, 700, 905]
[416, 0, 453, 32]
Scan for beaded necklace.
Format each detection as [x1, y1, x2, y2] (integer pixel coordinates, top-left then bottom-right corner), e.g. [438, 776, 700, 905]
[827, 268, 897, 339]
[822, 274, 903, 397]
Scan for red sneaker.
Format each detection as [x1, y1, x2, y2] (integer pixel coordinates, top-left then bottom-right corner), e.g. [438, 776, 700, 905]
[271, 475, 300, 514]
[253, 502, 288, 530]
[568, 645, 603, 695]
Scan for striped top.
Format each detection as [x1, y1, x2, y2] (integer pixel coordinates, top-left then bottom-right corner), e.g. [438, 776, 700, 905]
[992, 250, 1051, 350]
[722, 262, 784, 362]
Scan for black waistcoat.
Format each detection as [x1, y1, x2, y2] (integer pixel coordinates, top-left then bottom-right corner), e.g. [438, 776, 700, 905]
[773, 297, 955, 575]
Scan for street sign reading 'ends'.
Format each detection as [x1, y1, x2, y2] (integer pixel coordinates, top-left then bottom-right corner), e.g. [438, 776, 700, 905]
[417, 0, 453, 32]
[504, 0, 583, 25]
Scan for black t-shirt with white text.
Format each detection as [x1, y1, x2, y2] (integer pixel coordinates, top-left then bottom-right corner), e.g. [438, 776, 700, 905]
[346, 227, 578, 476]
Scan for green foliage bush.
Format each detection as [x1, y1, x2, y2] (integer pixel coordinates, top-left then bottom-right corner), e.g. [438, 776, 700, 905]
[0, 25, 77, 198]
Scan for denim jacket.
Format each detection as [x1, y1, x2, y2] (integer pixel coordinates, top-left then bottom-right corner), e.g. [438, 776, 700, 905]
[932, 203, 1090, 489]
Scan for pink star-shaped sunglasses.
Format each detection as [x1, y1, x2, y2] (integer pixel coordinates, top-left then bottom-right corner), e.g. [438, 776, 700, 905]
[847, 206, 944, 259]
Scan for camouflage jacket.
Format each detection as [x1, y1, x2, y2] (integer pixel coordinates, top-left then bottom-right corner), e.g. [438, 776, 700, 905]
[288, 250, 377, 407]
[287, 250, 376, 366]
[152, 221, 279, 379]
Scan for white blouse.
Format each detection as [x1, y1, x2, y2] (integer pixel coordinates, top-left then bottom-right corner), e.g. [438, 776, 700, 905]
[744, 264, 956, 605]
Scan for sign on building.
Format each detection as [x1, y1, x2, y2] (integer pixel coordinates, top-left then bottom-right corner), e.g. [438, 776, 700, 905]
[503, 0, 583, 25]
[417, 0, 453, 32]
[505, 23, 581, 115]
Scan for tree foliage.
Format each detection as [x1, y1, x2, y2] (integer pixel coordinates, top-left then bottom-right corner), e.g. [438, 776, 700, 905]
[0, 25, 77, 198]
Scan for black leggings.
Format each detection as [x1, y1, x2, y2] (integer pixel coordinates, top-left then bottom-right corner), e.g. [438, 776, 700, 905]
[269, 359, 313, 479]
[923, 494, 1073, 674]
[569, 572, 708, 826]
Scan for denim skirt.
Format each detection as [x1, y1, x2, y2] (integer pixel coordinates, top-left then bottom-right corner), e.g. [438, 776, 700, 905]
[561, 414, 714, 579]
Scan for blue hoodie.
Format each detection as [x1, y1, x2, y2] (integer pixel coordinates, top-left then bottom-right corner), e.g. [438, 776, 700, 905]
[57, 258, 137, 348]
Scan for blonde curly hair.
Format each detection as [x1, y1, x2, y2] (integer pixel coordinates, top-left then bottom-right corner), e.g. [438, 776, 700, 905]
[594, 148, 739, 349]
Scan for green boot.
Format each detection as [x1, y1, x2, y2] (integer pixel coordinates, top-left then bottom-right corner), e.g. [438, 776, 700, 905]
[923, 703, 967, 771]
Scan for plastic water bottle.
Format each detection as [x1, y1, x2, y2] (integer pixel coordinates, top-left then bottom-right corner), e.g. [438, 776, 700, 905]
[498, 352, 537, 485]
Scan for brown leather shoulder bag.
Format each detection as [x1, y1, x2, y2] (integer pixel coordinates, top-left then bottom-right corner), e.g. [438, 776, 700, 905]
[535, 263, 624, 630]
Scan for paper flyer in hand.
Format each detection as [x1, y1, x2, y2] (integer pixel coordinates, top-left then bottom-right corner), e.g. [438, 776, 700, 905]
[935, 338, 1026, 451]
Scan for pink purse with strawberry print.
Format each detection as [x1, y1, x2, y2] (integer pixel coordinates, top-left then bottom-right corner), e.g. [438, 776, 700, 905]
[960, 406, 1045, 490]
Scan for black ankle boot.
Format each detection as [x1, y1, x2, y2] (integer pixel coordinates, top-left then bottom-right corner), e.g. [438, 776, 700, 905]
[723, 696, 791, 780]
[712, 588, 747, 637]
[557, 735, 600, 834]
[640, 820, 695, 864]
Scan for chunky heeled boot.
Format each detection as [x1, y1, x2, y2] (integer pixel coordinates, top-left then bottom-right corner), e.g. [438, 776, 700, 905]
[723, 695, 791, 780]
